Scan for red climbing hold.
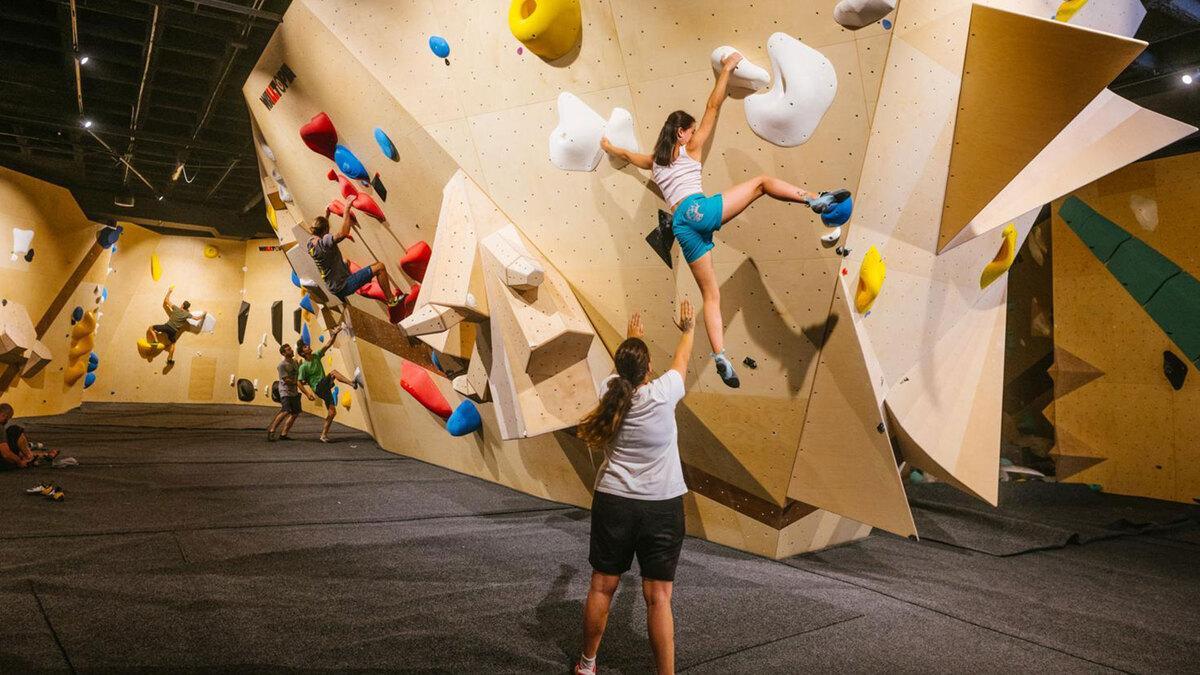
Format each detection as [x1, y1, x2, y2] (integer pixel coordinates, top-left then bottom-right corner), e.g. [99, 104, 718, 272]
[400, 359, 452, 419]
[299, 112, 338, 160]
[352, 193, 387, 221]
[326, 199, 345, 217]
[327, 169, 359, 199]
[400, 241, 431, 281]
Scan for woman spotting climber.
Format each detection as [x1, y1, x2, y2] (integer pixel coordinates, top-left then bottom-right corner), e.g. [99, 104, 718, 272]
[573, 300, 695, 675]
[600, 51, 850, 388]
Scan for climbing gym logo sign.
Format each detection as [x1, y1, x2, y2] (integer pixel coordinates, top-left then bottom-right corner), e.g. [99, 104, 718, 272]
[259, 63, 296, 110]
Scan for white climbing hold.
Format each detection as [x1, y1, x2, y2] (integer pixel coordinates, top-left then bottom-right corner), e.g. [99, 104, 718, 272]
[1130, 194, 1158, 231]
[550, 92, 608, 172]
[711, 46, 770, 90]
[260, 143, 275, 162]
[229, 373, 236, 386]
[833, 0, 896, 30]
[10, 228, 33, 261]
[604, 107, 641, 169]
[744, 33, 837, 147]
[821, 227, 843, 244]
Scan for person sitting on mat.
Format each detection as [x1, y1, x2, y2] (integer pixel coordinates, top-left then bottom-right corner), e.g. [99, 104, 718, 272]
[267, 343, 312, 442]
[573, 300, 695, 675]
[296, 326, 363, 443]
[306, 207, 407, 322]
[145, 286, 205, 366]
[599, 51, 850, 389]
[0, 403, 58, 469]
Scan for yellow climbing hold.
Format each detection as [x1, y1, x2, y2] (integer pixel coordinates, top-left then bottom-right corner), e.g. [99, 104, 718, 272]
[203, 244, 219, 259]
[341, 389, 352, 410]
[508, 0, 582, 61]
[136, 338, 165, 361]
[855, 246, 886, 314]
[150, 253, 162, 281]
[1054, 0, 1089, 22]
[265, 203, 278, 231]
[980, 223, 1018, 289]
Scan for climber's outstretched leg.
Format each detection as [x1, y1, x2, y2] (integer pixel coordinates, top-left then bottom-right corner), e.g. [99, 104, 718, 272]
[687, 252, 738, 389]
[719, 174, 818, 223]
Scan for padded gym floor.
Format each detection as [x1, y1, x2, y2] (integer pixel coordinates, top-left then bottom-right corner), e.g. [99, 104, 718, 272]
[3, 404, 1196, 672]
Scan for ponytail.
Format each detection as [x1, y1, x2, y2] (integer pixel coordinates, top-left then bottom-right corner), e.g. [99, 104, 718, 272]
[577, 338, 651, 449]
[653, 110, 696, 167]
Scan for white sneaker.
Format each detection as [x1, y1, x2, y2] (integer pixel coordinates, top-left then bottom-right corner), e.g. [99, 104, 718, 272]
[574, 661, 597, 675]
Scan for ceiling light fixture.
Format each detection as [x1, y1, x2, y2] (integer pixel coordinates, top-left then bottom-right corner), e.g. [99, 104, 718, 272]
[1183, 73, 1194, 85]
[81, 118, 93, 128]
[79, 54, 90, 65]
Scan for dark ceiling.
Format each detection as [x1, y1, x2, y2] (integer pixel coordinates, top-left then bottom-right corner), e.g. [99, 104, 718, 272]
[0, 0, 1197, 239]
[0, 0, 291, 239]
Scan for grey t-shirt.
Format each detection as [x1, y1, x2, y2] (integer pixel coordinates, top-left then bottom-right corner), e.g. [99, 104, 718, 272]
[277, 358, 300, 397]
[165, 306, 192, 333]
[307, 234, 351, 292]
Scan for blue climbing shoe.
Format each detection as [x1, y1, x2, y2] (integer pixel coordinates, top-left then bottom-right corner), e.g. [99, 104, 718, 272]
[713, 351, 740, 389]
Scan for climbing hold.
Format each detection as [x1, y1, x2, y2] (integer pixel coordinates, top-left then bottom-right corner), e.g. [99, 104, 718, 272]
[83, 372, 96, 389]
[431, 351, 446, 374]
[332, 386, 340, 408]
[23, 249, 34, 263]
[237, 301, 250, 345]
[550, 93, 636, 172]
[1088, 483, 1103, 492]
[833, 0, 896, 30]
[447, 399, 483, 436]
[203, 245, 219, 259]
[820, 227, 842, 244]
[881, 19, 892, 29]
[260, 142, 275, 162]
[87, 352, 99, 373]
[908, 468, 926, 484]
[710, 46, 770, 90]
[603, 107, 641, 169]
[508, 0, 581, 61]
[1130, 194, 1158, 231]
[821, 196, 854, 227]
[374, 128, 398, 161]
[351, 193, 387, 221]
[271, 301, 283, 345]
[150, 254, 162, 281]
[299, 294, 315, 314]
[744, 33, 837, 147]
[291, 270, 301, 288]
[293, 308, 302, 334]
[341, 389, 352, 410]
[10, 227, 33, 262]
[980, 223, 1018, 289]
[271, 169, 293, 203]
[742, 356, 758, 369]
[1054, 0, 1089, 22]
[334, 144, 369, 181]
[236, 378, 256, 402]
[300, 324, 311, 346]
[429, 35, 450, 59]
[855, 246, 886, 313]
[401, 360, 453, 419]
[388, 283, 420, 324]
[1164, 350, 1188, 391]
[136, 338, 164, 361]
[265, 203, 278, 231]
[100, 288, 108, 302]
[327, 169, 359, 199]
[299, 112, 338, 160]
[326, 200, 346, 217]
[96, 223, 123, 249]
[400, 241, 432, 282]
[71, 306, 84, 323]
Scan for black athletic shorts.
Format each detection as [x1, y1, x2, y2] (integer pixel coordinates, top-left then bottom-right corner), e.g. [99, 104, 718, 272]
[314, 375, 336, 408]
[589, 491, 685, 581]
[280, 395, 301, 415]
[151, 323, 179, 344]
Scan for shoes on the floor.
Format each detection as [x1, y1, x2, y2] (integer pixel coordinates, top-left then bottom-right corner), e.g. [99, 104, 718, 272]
[574, 660, 597, 675]
[267, 429, 277, 442]
[46, 486, 64, 502]
[52, 457, 78, 468]
[25, 484, 54, 495]
[279, 435, 293, 442]
[319, 436, 333, 443]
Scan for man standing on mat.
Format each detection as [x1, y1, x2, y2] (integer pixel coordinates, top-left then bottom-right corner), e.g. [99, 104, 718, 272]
[267, 343, 312, 442]
[296, 326, 363, 443]
[0, 403, 58, 469]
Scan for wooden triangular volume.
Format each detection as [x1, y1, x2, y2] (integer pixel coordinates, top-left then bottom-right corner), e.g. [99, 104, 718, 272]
[787, 275, 916, 538]
[885, 283, 1008, 505]
[937, 4, 1146, 252]
[942, 90, 1196, 252]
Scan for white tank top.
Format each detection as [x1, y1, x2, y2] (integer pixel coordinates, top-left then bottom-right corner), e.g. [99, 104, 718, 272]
[651, 146, 703, 208]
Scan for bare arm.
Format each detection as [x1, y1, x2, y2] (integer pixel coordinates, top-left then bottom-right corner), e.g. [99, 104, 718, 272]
[669, 300, 695, 378]
[0, 442, 21, 467]
[162, 286, 174, 313]
[688, 53, 741, 156]
[298, 382, 316, 401]
[600, 137, 654, 171]
[333, 209, 355, 243]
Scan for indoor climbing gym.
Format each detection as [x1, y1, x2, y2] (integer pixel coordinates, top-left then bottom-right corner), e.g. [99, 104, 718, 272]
[2, 0, 1199, 671]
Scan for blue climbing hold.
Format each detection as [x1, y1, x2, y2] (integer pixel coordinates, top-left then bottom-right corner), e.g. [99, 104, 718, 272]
[332, 386, 340, 405]
[882, 18, 892, 29]
[300, 324, 311, 346]
[83, 372, 96, 389]
[821, 196, 854, 227]
[87, 352, 100, 372]
[299, 294, 315, 314]
[447, 399, 482, 437]
[429, 35, 450, 59]
[291, 270, 301, 288]
[334, 144, 369, 181]
[318, 335, 326, 343]
[908, 468, 926, 484]
[374, 128, 398, 161]
[431, 351, 445, 374]
[96, 224, 123, 249]
[71, 306, 84, 323]
[100, 287, 108, 302]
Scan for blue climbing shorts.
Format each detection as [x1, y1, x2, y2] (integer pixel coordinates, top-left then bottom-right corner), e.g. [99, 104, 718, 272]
[672, 193, 724, 264]
[334, 265, 375, 300]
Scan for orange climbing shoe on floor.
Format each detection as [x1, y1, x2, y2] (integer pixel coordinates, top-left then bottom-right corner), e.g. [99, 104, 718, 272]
[25, 484, 54, 496]
[46, 486, 65, 501]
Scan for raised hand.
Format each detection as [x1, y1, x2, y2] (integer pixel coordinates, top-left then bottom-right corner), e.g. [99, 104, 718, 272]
[674, 300, 695, 333]
[627, 312, 645, 339]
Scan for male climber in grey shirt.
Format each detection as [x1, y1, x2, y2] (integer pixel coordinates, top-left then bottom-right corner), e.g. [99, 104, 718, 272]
[306, 206, 406, 321]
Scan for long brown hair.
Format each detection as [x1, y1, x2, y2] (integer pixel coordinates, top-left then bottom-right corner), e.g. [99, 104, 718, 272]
[577, 338, 651, 449]
[653, 110, 696, 167]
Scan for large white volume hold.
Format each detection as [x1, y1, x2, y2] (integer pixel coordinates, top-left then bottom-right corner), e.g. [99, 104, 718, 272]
[272, 169, 293, 203]
[744, 33, 837, 147]
[833, 0, 896, 30]
[711, 46, 770, 90]
[10, 228, 33, 261]
[604, 107, 640, 168]
[260, 142, 275, 162]
[550, 92, 607, 172]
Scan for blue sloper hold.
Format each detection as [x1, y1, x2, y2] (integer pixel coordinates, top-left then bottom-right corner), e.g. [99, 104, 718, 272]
[84, 372, 96, 389]
[447, 399, 482, 437]
[429, 35, 450, 58]
[821, 196, 854, 226]
[333, 386, 340, 405]
[96, 224, 123, 249]
[71, 306, 84, 323]
[374, 128, 398, 161]
[334, 144, 369, 180]
[300, 323, 311, 346]
[299, 294, 315, 314]
[291, 270, 301, 288]
[87, 352, 100, 372]
[430, 351, 445, 373]
[100, 287, 108, 302]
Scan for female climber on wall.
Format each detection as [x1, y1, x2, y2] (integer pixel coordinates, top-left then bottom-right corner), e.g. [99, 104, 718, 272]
[573, 300, 694, 675]
[600, 51, 850, 388]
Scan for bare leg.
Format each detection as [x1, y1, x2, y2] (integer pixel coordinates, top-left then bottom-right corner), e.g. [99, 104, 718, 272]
[15, 434, 55, 463]
[687, 253, 723, 353]
[145, 327, 157, 343]
[642, 579, 675, 675]
[327, 370, 354, 387]
[280, 413, 299, 436]
[165, 340, 177, 364]
[582, 571, 620, 662]
[720, 174, 818, 224]
[370, 262, 396, 300]
[321, 406, 335, 440]
[267, 410, 287, 433]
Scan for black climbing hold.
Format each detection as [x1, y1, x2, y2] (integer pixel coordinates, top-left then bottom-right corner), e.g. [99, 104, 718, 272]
[23, 248, 34, 262]
[270, 380, 282, 403]
[372, 173, 388, 201]
[646, 209, 675, 268]
[237, 301, 250, 345]
[742, 356, 757, 369]
[1163, 350, 1188, 390]
[236, 378, 255, 402]
[271, 301, 283, 345]
[293, 308, 303, 334]
[876, 422, 885, 434]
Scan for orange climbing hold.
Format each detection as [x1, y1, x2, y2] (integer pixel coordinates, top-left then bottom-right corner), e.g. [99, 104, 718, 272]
[400, 359, 452, 419]
[400, 241, 431, 281]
